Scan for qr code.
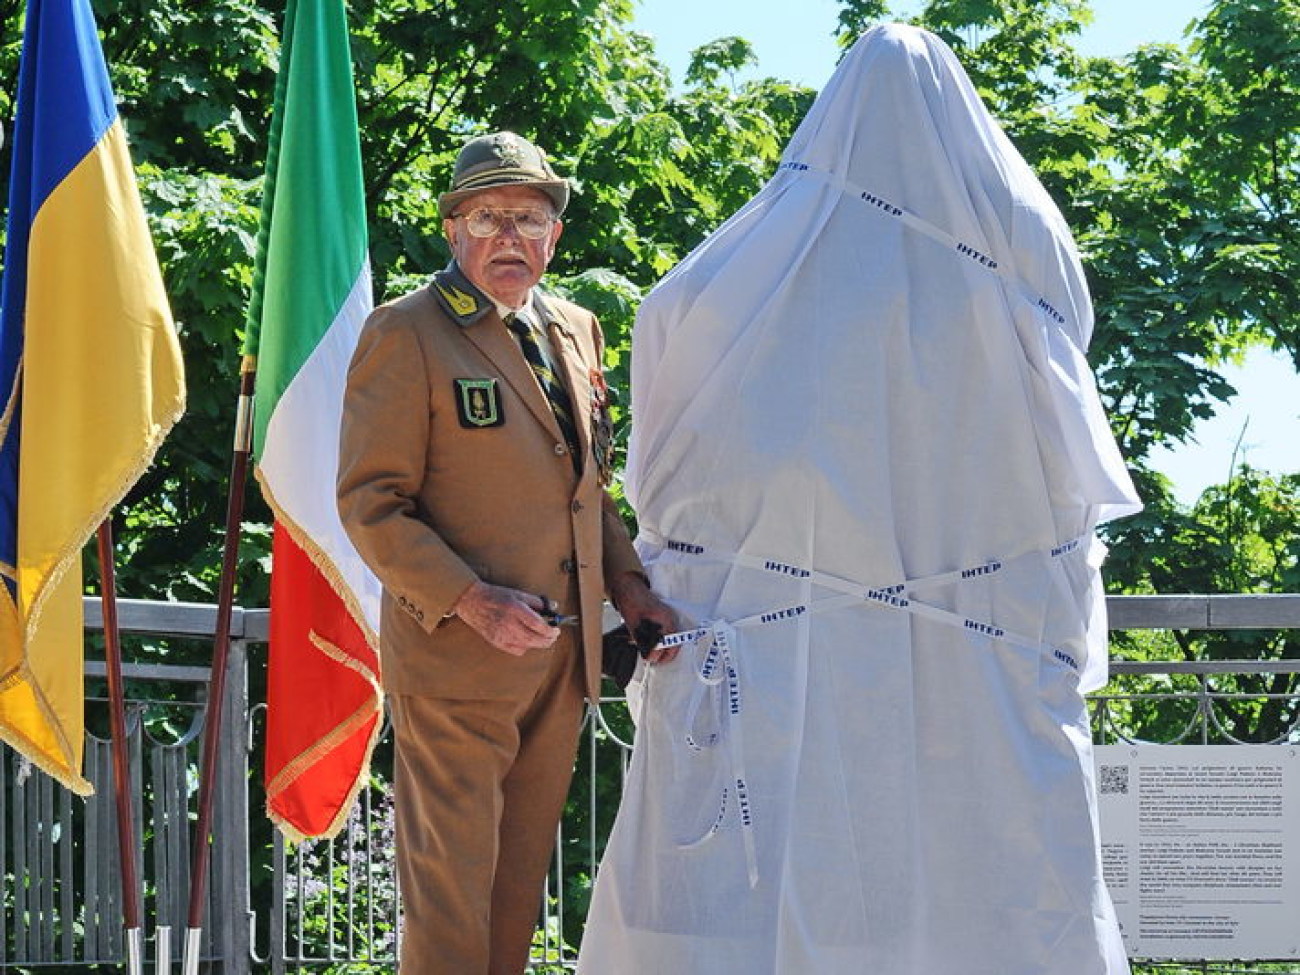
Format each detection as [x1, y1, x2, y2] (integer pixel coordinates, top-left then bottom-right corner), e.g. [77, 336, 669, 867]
[1099, 764, 1129, 795]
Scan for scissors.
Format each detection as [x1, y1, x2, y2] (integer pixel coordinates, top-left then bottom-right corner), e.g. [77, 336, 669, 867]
[539, 596, 579, 627]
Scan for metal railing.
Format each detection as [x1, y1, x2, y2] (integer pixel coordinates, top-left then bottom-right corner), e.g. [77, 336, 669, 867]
[1, 601, 254, 972]
[0, 594, 1296, 973]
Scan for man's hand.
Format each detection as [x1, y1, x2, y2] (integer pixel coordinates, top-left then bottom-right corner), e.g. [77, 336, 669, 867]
[608, 572, 680, 664]
[451, 581, 561, 656]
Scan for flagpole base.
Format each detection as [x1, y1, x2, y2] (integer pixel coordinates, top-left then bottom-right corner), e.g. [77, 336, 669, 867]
[155, 925, 171, 974]
[183, 927, 203, 975]
[126, 927, 143, 975]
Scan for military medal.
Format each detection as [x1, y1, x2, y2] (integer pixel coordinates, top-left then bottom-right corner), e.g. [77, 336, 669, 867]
[589, 369, 614, 486]
[455, 378, 504, 428]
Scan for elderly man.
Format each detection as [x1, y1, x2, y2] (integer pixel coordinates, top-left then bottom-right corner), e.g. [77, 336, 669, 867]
[338, 131, 675, 974]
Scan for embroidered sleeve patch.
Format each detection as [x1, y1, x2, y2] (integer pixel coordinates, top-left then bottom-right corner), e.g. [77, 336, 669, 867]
[454, 378, 504, 428]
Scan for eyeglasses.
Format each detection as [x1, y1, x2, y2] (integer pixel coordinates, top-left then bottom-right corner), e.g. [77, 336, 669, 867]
[451, 207, 555, 240]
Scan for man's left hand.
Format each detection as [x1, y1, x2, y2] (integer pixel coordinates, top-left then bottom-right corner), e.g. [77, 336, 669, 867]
[608, 572, 679, 664]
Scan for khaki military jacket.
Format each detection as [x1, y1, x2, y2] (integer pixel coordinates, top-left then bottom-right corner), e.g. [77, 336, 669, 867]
[337, 265, 642, 702]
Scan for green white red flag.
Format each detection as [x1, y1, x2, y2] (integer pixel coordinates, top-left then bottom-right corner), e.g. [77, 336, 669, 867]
[244, 0, 382, 841]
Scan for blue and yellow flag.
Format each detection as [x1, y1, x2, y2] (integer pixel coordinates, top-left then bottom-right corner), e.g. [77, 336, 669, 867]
[0, 0, 185, 794]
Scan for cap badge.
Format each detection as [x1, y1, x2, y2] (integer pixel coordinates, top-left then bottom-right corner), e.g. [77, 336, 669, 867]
[493, 132, 523, 167]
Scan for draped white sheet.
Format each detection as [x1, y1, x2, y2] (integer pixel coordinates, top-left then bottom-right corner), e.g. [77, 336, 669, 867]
[578, 23, 1142, 975]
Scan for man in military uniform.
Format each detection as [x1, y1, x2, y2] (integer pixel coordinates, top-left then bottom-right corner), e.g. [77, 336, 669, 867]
[338, 132, 676, 974]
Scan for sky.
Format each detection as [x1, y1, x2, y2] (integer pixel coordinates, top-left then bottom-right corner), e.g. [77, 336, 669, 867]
[630, 0, 1299, 506]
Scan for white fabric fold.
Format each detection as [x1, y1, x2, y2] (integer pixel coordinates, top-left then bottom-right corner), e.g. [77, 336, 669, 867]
[580, 22, 1141, 975]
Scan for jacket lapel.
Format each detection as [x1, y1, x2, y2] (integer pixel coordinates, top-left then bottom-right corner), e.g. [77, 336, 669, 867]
[542, 312, 593, 465]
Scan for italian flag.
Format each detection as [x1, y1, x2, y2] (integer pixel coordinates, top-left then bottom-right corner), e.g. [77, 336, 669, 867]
[245, 0, 382, 841]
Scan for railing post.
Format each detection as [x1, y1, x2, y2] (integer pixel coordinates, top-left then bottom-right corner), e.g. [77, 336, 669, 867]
[213, 637, 252, 974]
[270, 830, 287, 975]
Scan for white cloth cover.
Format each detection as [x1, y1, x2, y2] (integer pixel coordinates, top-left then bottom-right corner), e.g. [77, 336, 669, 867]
[578, 23, 1142, 975]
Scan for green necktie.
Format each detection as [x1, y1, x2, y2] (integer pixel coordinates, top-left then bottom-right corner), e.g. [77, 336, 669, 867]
[507, 311, 581, 471]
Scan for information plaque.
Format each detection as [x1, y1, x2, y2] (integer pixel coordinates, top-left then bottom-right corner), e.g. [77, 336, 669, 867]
[1094, 744, 1299, 960]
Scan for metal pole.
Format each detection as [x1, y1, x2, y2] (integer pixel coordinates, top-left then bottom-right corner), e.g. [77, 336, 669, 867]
[96, 519, 143, 975]
[156, 925, 171, 974]
[184, 357, 256, 975]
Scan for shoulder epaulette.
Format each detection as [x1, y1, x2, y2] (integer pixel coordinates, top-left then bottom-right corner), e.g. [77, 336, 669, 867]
[430, 264, 492, 327]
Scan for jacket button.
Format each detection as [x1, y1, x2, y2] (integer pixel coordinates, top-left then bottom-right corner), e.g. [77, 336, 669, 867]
[571, 500, 583, 513]
[561, 558, 576, 574]
[553, 443, 567, 456]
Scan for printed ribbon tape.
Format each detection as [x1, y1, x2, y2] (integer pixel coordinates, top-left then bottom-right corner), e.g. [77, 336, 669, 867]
[643, 529, 1089, 888]
[775, 160, 1074, 331]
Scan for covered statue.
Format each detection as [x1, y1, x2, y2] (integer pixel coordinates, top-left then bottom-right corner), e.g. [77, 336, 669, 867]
[578, 22, 1142, 975]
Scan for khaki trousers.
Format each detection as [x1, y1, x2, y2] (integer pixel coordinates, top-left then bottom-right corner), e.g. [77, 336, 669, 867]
[389, 631, 584, 975]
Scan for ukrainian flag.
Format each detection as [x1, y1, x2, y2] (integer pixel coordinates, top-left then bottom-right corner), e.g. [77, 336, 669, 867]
[0, 0, 185, 794]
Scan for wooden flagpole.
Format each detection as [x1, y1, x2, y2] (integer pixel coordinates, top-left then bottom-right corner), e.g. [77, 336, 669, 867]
[96, 519, 143, 975]
[183, 357, 256, 975]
